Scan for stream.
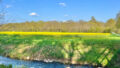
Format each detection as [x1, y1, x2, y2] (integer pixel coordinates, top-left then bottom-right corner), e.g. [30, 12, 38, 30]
[0, 56, 94, 68]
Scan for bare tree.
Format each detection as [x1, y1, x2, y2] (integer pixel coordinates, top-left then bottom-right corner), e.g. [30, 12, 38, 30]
[116, 11, 120, 21]
[0, 0, 3, 25]
[0, 0, 5, 25]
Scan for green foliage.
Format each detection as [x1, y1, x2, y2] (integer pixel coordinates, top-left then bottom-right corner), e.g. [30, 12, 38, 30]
[0, 34, 120, 67]
[0, 64, 12, 68]
[104, 28, 112, 33]
[105, 19, 115, 27]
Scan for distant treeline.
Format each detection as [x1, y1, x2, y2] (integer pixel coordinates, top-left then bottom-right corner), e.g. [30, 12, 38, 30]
[0, 15, 120, 33]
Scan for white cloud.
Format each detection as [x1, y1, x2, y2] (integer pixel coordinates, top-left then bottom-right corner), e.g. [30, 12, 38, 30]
[72, 16, 77, 18]
[50, 19, 57, 21]
[29, 12, 38, 16]
[6, 5, 11, 8]
[58, 3, 66, 7]
[62, 20, 67, 22]
[64, 14, 69, 17]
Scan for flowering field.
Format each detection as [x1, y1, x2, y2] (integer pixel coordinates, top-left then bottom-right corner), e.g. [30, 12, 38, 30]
[0, 32, 111, 36]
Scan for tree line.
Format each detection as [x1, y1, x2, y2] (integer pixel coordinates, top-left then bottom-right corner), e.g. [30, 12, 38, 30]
[0, 14, 120, 33]
[0, 3, 120, 33]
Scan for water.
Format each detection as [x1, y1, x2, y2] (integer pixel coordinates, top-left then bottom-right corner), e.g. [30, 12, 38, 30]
[0, 56, 94, 68]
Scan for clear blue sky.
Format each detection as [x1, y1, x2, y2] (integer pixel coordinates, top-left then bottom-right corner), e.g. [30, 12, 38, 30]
[2, 0, 120, 22]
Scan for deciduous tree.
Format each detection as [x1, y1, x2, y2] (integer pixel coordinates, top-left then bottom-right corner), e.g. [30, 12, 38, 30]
[116, 17, 120, 29]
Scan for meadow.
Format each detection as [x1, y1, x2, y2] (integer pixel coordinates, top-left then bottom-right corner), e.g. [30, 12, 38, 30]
[0, 32, 120, 68]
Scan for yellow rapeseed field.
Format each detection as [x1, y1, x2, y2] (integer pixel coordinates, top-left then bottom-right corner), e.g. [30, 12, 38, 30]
[0, 32, 111, 35]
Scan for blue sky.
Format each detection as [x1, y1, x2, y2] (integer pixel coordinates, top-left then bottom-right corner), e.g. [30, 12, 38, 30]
[1, 0, 120, 22]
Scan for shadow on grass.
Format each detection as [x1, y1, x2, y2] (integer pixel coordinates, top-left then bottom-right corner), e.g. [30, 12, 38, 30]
[0, 35, 120, 68]
[105, 49, 120, 68]
[78, 38, 120, 67]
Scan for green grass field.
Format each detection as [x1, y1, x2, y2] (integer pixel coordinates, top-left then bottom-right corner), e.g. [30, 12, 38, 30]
[0, 34, 120, 68]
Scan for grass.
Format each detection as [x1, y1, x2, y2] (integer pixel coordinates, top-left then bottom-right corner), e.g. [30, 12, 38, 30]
[0, 33, 119, 68]
[0, 64, 12, 68]
[0, 64, 27, 68]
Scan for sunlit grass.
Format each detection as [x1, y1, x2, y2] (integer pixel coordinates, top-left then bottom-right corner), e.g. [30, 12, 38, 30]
[0, 33, 119, 67]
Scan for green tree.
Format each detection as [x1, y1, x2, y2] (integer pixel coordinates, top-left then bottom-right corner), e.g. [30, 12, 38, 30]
[105, 19, 115, 27]
[104, 19, 116, 33]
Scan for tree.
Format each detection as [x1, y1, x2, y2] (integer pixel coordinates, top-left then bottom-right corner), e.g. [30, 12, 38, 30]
[116, 17, 120, 29]
[116, 11, 120, 21]
[0, 0, 2, 25]
[104, 19, 116, 33]
[114, 12, 120, 33]
[0, 0, 5, 25]
[89, 16, 97, 23]
[0, 9, 5, 24]
[105, 19, 115, 27]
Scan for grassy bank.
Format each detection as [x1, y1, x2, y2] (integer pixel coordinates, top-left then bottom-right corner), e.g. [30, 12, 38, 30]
[0, 34, 120, 68]
[0, 64, 12, 68]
